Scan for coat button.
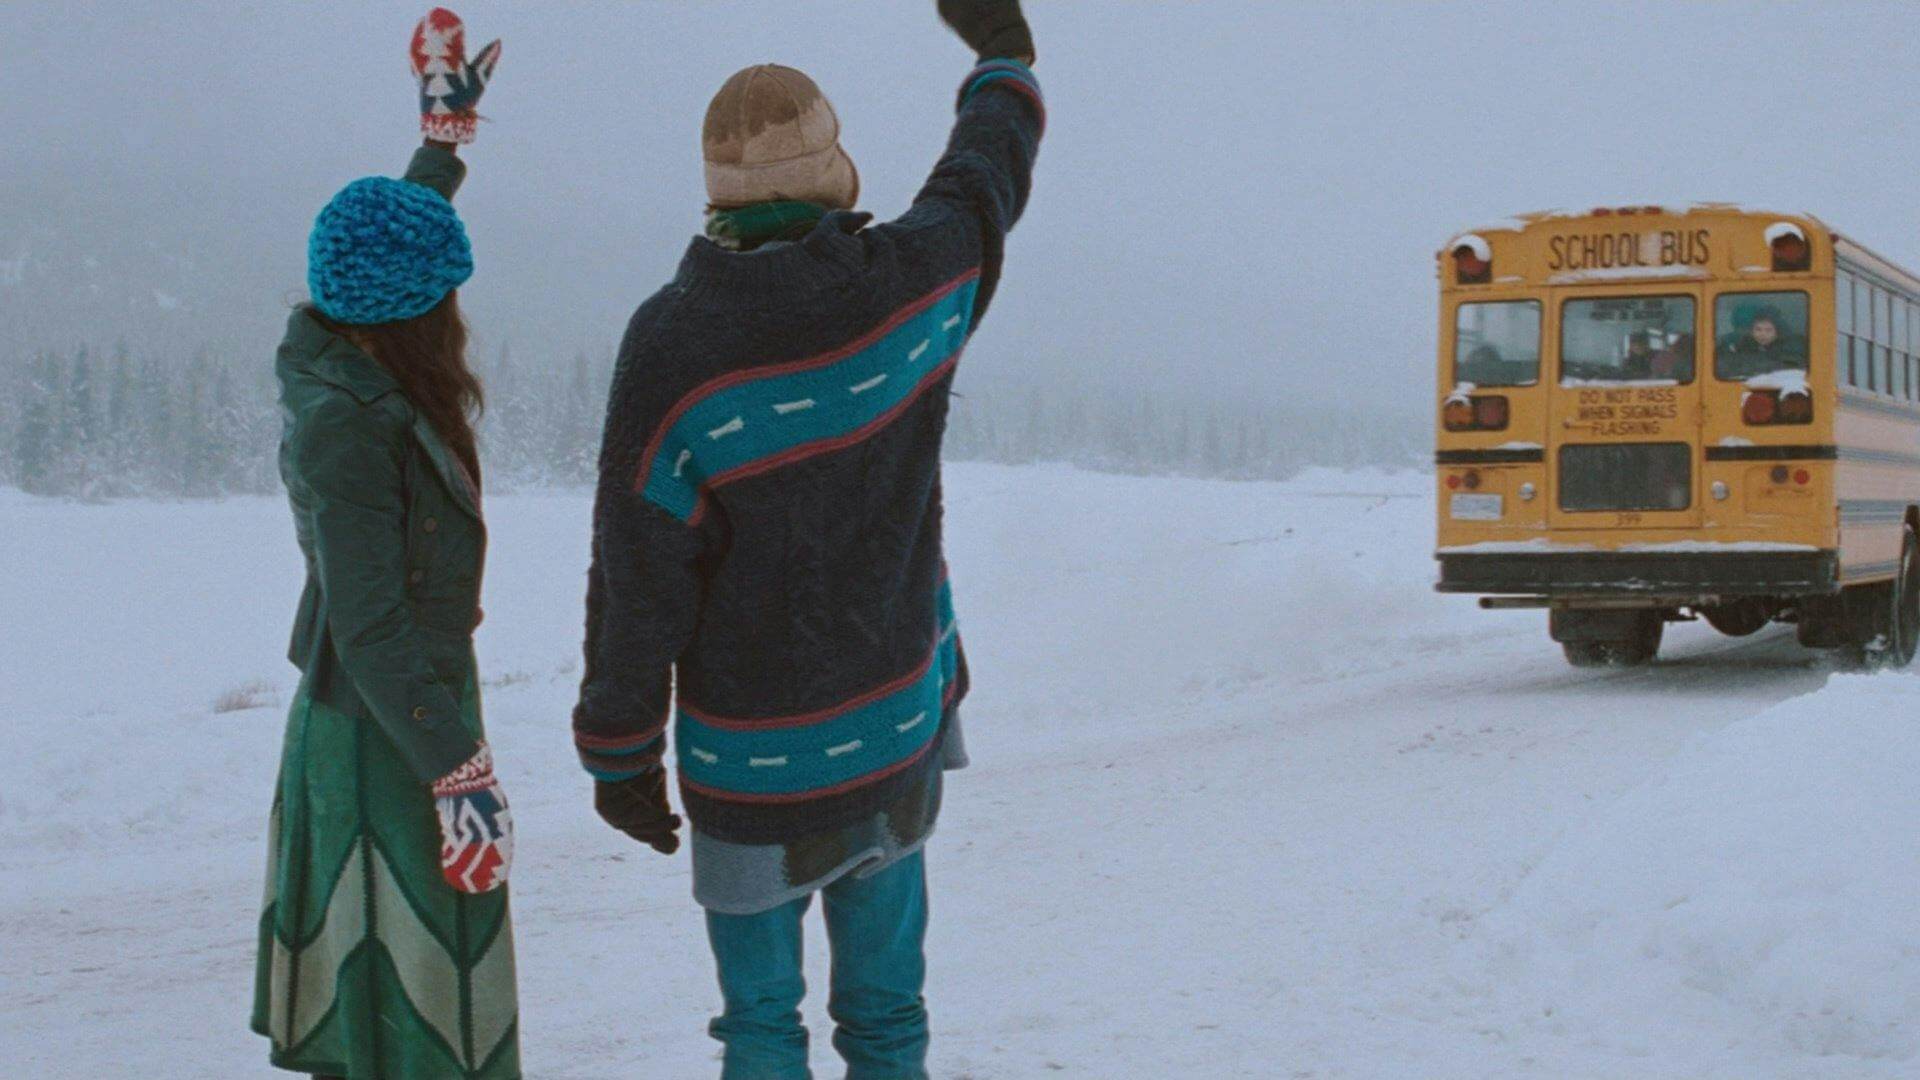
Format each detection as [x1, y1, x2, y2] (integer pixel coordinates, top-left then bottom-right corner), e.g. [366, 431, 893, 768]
[423, 517, 439, 534]
[412, 706, 429, 721]
[408, 569, 425, 584]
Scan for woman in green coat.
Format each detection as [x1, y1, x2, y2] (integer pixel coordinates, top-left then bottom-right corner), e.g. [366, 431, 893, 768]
[252, 11, 519, 1078]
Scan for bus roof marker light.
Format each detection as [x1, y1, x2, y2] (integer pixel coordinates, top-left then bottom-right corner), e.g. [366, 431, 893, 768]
[1763, 221, 1807, 245]
[1450, 234, 1492, 285]
[1766, 221, 1811, 271]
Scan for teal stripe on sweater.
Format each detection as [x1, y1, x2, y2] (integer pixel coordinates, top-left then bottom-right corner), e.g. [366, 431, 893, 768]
[640, 276, 979, 521]
[960, 59, 1041, 107]
[675, 626, 956, 798]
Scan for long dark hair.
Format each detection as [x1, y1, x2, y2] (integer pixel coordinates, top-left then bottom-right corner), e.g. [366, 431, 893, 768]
[315, 292, 484, 483]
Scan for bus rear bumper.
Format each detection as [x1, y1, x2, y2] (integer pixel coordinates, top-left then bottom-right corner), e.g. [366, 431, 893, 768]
[1434, 550, 1840, 598]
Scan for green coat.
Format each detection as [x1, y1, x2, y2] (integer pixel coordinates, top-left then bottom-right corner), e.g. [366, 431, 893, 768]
[275, 146, 485, 783]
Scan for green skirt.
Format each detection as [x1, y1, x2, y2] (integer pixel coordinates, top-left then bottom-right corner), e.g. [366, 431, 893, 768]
[252, 685, 521, 1079]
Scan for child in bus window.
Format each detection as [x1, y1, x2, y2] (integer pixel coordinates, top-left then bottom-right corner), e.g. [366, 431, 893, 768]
[1622, 330, 1689, 381]
[1718, 304, 1808, 377]
[1621, 331, 1658, 378]
[1462, 343, 1505, 384]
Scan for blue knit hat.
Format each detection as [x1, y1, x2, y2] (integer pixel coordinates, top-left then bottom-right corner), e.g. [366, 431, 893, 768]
[307, 176, 473, 325]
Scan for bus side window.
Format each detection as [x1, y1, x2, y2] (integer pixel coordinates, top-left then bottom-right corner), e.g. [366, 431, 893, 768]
[1909, 301, 1920, 398]
[1899, 294, 1911, 400]
[1855, 280, 1873, 355]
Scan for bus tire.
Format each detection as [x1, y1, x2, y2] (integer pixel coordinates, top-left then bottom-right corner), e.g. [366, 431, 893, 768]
[1889, 525, 1920, 668]
[1560, 611, 1664, 668]
[1833, 568, 1904, 671]
[1702, 599, 1772, 637]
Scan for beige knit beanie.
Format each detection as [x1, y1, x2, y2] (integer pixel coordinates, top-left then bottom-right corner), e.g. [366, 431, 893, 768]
[703, 64, 860, 211]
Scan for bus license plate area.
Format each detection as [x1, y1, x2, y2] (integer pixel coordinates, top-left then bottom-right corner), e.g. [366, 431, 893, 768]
[1450, 493, 1504, 521]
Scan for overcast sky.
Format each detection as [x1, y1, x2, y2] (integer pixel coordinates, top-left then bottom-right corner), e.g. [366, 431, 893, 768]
[5, 2, 1920, 419]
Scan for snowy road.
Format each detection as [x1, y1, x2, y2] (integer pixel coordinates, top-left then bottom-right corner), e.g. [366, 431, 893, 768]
[2, 465, 1912, 1079]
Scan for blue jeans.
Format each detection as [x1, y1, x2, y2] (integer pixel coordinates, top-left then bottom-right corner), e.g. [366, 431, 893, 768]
[703, 850, 930, 1080]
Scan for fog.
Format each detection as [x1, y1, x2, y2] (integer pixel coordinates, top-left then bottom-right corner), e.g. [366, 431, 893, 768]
[5, 1, 1920, 430]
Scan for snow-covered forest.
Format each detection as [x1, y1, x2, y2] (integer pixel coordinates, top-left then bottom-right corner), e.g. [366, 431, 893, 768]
[0, 345, 1423, 497]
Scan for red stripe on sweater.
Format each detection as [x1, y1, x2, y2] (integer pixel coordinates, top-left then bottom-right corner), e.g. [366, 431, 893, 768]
[574, 716, 668, 752]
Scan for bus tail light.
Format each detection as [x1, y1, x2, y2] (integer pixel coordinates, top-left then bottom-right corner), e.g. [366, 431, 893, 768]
[1767, 222, 1811, 272]
[1743, 389, 1813, 426]
[1794, 468, 1812, 486]
[1451, 234, 1491, 285]
[1461, 469, 1483, 491]
[1444, 395, 1510, 431]
[1777, 390, 1814, 423]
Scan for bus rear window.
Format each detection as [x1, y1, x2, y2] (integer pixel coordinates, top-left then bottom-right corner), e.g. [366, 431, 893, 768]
[1715, 291, 1809, 380]
[1560, 296, 1696, 384]
[1455, 301, 1541, 388]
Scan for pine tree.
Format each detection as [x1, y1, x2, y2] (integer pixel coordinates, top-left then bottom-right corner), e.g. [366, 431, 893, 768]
[1198, 406, 1225, 476]
[560, 351, 596, 482]
[1019, 387, 1047, 463]
[209, 364, 241, 494]
[66, 347, 98, 446]
[104, 342, 138, 490]
[180, 352, 216, 496]
[15, 354, 58, 495]
[138, 357, 178, 494]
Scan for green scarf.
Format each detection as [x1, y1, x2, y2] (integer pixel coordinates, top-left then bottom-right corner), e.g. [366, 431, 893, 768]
[705, 201, 828, 251]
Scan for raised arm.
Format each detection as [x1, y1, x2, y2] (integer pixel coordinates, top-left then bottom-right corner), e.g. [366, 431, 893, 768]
[898, 0, 1046, 324]
[403, 8, 501, 197]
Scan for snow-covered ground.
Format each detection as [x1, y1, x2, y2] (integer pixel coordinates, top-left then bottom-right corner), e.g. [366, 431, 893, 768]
[2, 462, 1915, 1079]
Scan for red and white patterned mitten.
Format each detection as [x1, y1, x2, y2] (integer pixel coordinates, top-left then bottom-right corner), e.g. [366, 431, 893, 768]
[431, 743, 513, 893]
[408, 8, 502, 145]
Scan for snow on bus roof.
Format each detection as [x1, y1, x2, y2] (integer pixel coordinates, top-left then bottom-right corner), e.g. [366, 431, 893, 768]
[1449, 205, 1825, 241]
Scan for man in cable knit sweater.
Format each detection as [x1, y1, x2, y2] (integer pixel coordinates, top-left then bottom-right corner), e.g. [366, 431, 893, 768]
[571, 2, 1043, 1075]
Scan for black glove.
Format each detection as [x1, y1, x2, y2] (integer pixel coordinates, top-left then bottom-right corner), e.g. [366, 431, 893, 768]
[938, 0, 1035, 64]
[595, 767, 682, 855]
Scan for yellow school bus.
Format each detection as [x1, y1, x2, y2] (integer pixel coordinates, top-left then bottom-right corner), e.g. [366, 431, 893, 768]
[1434, 205, 1920, 668]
